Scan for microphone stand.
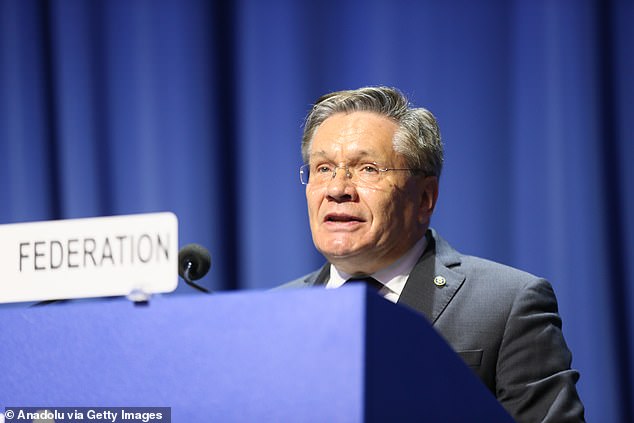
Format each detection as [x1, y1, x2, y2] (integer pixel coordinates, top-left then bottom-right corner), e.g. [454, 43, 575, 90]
[182, 260, 211, 293]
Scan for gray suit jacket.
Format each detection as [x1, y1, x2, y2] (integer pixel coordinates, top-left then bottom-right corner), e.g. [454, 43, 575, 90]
[280, 229, 585, 423]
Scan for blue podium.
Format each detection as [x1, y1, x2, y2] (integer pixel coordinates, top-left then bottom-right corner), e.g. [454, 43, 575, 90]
[0, 286, 513, 422]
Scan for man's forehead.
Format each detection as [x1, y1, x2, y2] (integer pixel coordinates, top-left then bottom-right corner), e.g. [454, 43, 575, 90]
[310, 113, 398, 158]
[315, 111, 397, 136]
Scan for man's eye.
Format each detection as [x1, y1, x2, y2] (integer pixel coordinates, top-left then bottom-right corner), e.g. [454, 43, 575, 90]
[359, 165, 379, 173]
[315, 165, 333, 173]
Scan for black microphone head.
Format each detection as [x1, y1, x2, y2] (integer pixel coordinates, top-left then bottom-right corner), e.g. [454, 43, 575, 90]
[178, 243, 211, 281]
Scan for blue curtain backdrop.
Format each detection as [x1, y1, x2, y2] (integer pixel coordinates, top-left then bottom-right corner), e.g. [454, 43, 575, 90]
[1, 0, 632, 421]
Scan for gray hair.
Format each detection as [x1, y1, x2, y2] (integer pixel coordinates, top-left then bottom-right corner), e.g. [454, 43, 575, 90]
[301, 86, 443, 177]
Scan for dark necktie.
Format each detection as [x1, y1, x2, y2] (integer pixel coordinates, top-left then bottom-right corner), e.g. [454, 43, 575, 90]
[345, 277, 384, 292]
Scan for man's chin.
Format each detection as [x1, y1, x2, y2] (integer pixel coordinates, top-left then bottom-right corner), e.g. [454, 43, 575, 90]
[321, 249, 356, 260]
[316, 241, 361, 259]
[323, 252, 381, 275]
[314, 237, 377, 266]
[319, 246, 369, 268]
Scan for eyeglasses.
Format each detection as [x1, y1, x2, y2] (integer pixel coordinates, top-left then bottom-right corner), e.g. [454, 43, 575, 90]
[299, 162, 423, 185]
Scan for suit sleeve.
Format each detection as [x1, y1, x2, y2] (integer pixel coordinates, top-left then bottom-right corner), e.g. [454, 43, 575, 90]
[495, 278, 585, 422]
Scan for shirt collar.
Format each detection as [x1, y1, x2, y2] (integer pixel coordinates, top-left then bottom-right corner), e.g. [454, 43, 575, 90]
[325, 236, 428, 301]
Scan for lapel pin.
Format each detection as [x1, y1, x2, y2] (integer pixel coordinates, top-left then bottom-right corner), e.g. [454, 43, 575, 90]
[433, 276, 446, 287]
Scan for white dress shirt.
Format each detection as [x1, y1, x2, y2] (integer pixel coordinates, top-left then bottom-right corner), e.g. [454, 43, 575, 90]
[325, 236, 428, 303]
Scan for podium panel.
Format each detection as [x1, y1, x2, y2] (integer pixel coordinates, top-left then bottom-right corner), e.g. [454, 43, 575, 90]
[0, 286, 513, 422]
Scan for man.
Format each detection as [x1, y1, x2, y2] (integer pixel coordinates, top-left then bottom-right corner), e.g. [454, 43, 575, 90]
[282, 86, 585, 422]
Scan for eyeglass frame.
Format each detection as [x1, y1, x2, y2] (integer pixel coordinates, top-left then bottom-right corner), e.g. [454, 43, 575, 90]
[299, 162, 425, 185]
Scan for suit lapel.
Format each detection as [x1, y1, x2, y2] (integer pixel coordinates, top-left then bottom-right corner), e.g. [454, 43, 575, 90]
[398, 230, 466, 324]
[305, 263, 330, 286]
[304, 230, 465, 324]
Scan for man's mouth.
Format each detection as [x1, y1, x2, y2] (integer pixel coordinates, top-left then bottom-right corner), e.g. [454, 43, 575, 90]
[324, 213, 365, 223]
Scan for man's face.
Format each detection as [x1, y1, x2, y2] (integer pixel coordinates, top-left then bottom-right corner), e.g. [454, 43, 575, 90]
[306, 111, 438, 275]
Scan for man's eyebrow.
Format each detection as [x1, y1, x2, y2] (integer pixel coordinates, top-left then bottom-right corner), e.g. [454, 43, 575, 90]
[310, 150, 329, 158]
[309, 150, 378, 160]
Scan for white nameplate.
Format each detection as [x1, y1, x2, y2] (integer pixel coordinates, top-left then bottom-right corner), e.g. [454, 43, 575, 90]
[0, 212, 178, 303]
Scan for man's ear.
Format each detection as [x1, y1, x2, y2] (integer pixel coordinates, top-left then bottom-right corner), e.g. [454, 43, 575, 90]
[419, 176, 439, 224]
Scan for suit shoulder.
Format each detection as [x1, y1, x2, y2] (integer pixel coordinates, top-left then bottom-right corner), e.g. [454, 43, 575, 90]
[461, 255, 543, 281]
[272, 270, 320, 290]
[458, 254, 551, 293]
[431, 229, 547, 292]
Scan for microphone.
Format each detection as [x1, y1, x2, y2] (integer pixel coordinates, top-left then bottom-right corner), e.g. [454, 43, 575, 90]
[178, 243, 212, 293]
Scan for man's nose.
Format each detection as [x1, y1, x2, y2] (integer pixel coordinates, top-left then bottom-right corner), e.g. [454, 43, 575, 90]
[326, 167, 356, 201]
[332, 165, 351, 181]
